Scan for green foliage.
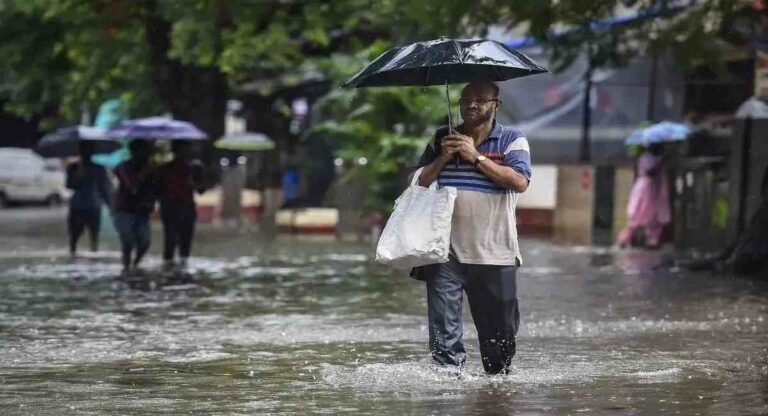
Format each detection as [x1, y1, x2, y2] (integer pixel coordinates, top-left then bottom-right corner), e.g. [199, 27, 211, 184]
[311, 46, 459, 213]
[0, 0, 426, 127]
[0, 0, 760, 211]
[0, 0, 161, 127]
[465, 0, 758, 72]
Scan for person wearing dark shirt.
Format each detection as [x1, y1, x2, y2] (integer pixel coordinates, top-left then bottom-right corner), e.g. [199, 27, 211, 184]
[66, 141, 113, 257]
[157, 141, 205, 271]
[112, 140, 156, 274]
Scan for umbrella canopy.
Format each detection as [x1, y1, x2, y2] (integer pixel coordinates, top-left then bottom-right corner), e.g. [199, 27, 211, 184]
[215, 132, 275, 152]
[342, 38, 547, 88]
[736, 97, 768, 119]
[107, 116, 208, 140]
[625, 121, 691, 146]
[35, 126, 121, 158]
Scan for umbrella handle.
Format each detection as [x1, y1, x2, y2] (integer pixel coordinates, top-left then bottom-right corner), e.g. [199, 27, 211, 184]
[445, 81, 460, 168]
[445, 80, 452, 134]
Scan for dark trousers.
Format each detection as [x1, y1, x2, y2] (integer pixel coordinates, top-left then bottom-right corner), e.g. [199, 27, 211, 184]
[425, 256, 520, 374]
[68, 207, 101, 253]
[113, 211, 151, 269]
[160, 203, 196, 261]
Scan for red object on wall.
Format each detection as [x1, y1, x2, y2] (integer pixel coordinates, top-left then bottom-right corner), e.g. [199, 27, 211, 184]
[516, 208, 554, 236]
[581, 169, 591, 190]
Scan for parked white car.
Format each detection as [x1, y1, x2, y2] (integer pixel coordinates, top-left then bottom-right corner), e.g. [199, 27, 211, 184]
[0, 148, 69, 207]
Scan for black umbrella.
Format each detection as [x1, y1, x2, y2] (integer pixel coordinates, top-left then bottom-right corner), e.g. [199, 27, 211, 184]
[343, 38, 547, 89]
[342, 38, 547, 165]
[35, 126, 121, 158]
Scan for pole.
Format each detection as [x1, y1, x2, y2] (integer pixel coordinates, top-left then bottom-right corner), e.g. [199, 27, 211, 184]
[580, 51, 593, 163]
[445, 80, 453, 134]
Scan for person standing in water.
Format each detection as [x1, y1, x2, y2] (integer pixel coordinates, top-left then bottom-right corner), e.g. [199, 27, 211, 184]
[414, 80, 532, 375]
[113, 140, 156, 274]
[616, 143, 671, 249]
[66, 141, 113, 257]
[156, 141, 205, 272]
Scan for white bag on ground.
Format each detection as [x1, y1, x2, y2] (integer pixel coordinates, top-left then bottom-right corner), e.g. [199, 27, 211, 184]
[375, 168, 457, 269]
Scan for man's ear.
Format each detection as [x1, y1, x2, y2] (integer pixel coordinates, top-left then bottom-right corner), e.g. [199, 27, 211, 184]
[495, 100, 503, 110]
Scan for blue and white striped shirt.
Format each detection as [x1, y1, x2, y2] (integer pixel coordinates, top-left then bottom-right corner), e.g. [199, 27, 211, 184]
[417, 121, 531, 266]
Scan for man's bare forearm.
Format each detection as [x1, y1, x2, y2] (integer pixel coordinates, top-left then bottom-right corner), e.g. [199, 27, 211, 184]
[477, 161, 529, 192]
[417, 154, 452, 187]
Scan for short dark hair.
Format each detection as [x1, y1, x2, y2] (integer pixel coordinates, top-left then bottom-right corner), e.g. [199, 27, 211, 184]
[465, 80, 499, 98]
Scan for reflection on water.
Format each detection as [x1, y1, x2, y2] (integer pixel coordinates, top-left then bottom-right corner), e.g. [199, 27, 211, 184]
[0, 229, 767, 414]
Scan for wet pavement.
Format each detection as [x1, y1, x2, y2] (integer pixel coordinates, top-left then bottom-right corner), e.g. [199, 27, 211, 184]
[0, 207, 767, 415]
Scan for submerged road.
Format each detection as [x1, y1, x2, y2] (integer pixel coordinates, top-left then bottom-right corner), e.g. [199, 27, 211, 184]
[0, 207, 766, 414]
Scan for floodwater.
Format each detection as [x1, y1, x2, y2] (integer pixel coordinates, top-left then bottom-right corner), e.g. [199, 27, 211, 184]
[0, 208, 767, 415]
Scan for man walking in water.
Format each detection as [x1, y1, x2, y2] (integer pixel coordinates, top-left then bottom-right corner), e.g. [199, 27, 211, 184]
[66, 141, 113, 256]
[157, 141, 205, 272]
[113, 140, 156, 274]
[415, 80, 532, 375]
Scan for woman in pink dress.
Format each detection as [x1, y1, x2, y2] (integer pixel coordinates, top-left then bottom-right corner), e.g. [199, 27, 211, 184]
[617, 144, 671, 248]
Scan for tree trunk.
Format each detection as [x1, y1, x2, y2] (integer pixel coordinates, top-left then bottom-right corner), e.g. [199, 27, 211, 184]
[142, 0, 227, 165]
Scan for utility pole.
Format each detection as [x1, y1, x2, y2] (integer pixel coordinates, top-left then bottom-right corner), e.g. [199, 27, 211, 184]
[579, 47, 594, 163]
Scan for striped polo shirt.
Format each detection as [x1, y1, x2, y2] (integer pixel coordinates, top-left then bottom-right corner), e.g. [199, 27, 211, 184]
[417, 121, 532, 266]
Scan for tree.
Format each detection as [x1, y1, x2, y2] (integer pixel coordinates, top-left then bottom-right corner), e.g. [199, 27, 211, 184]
[0, 0, 422, 136]
[6, 1, 754, 211]
[311, 44, 457, 213]
[0, 0, 161, 129]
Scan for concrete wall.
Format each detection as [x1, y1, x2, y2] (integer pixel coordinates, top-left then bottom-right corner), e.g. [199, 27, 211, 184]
[518, 165, 558, 209]
[552, 165, 595, 245]
[612, 166, 635, 241]
[518, 165, 558, 236]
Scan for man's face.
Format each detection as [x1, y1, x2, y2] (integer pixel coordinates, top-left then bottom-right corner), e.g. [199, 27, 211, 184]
[459, 84, 499, 126]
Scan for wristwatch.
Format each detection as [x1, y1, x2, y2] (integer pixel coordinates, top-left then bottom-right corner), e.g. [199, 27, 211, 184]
[472, 155, 487, 167]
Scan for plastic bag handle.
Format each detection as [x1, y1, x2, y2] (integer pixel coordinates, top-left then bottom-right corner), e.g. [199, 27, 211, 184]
[394, 167, 437, 208]
[411, 167, 438, 190]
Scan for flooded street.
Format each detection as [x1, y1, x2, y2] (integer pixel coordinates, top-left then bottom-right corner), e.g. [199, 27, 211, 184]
[1, 208, 767, 415]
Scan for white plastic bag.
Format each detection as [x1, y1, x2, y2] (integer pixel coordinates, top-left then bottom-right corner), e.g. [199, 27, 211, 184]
[375, 168, 456, 269]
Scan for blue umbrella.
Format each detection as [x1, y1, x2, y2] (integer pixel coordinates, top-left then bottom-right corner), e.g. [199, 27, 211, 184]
[107, 116, 208, 140]
[625, 121, 691, 146]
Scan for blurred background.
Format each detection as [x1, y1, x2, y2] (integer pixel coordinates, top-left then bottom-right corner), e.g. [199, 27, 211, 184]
[1, 0, 766, 254]
[2, 2, 768, 415]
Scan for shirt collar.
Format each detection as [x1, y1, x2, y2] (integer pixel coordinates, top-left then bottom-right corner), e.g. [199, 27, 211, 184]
[488, 120, 503, 140]
[458, 120, 503, 141]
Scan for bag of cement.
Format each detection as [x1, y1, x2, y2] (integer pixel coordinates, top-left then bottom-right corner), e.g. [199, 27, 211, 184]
[375, 168, 456, 269]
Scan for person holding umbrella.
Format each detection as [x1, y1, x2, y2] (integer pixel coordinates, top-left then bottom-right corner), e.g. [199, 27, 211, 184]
[36, 125, 119, 257]
[112, 140, 157, 274]
[616, 143, 671, 249]
[415, 80, 531, 375]
[344, 38, 545, 375]
[66, 141, 113, 257]
[107, 116, 209, 274]
[616, 121, 688, 249]
[156, 141, 206, 272]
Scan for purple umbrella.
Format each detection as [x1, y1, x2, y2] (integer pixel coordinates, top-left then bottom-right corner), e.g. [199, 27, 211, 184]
[107, 116, 208, 140]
